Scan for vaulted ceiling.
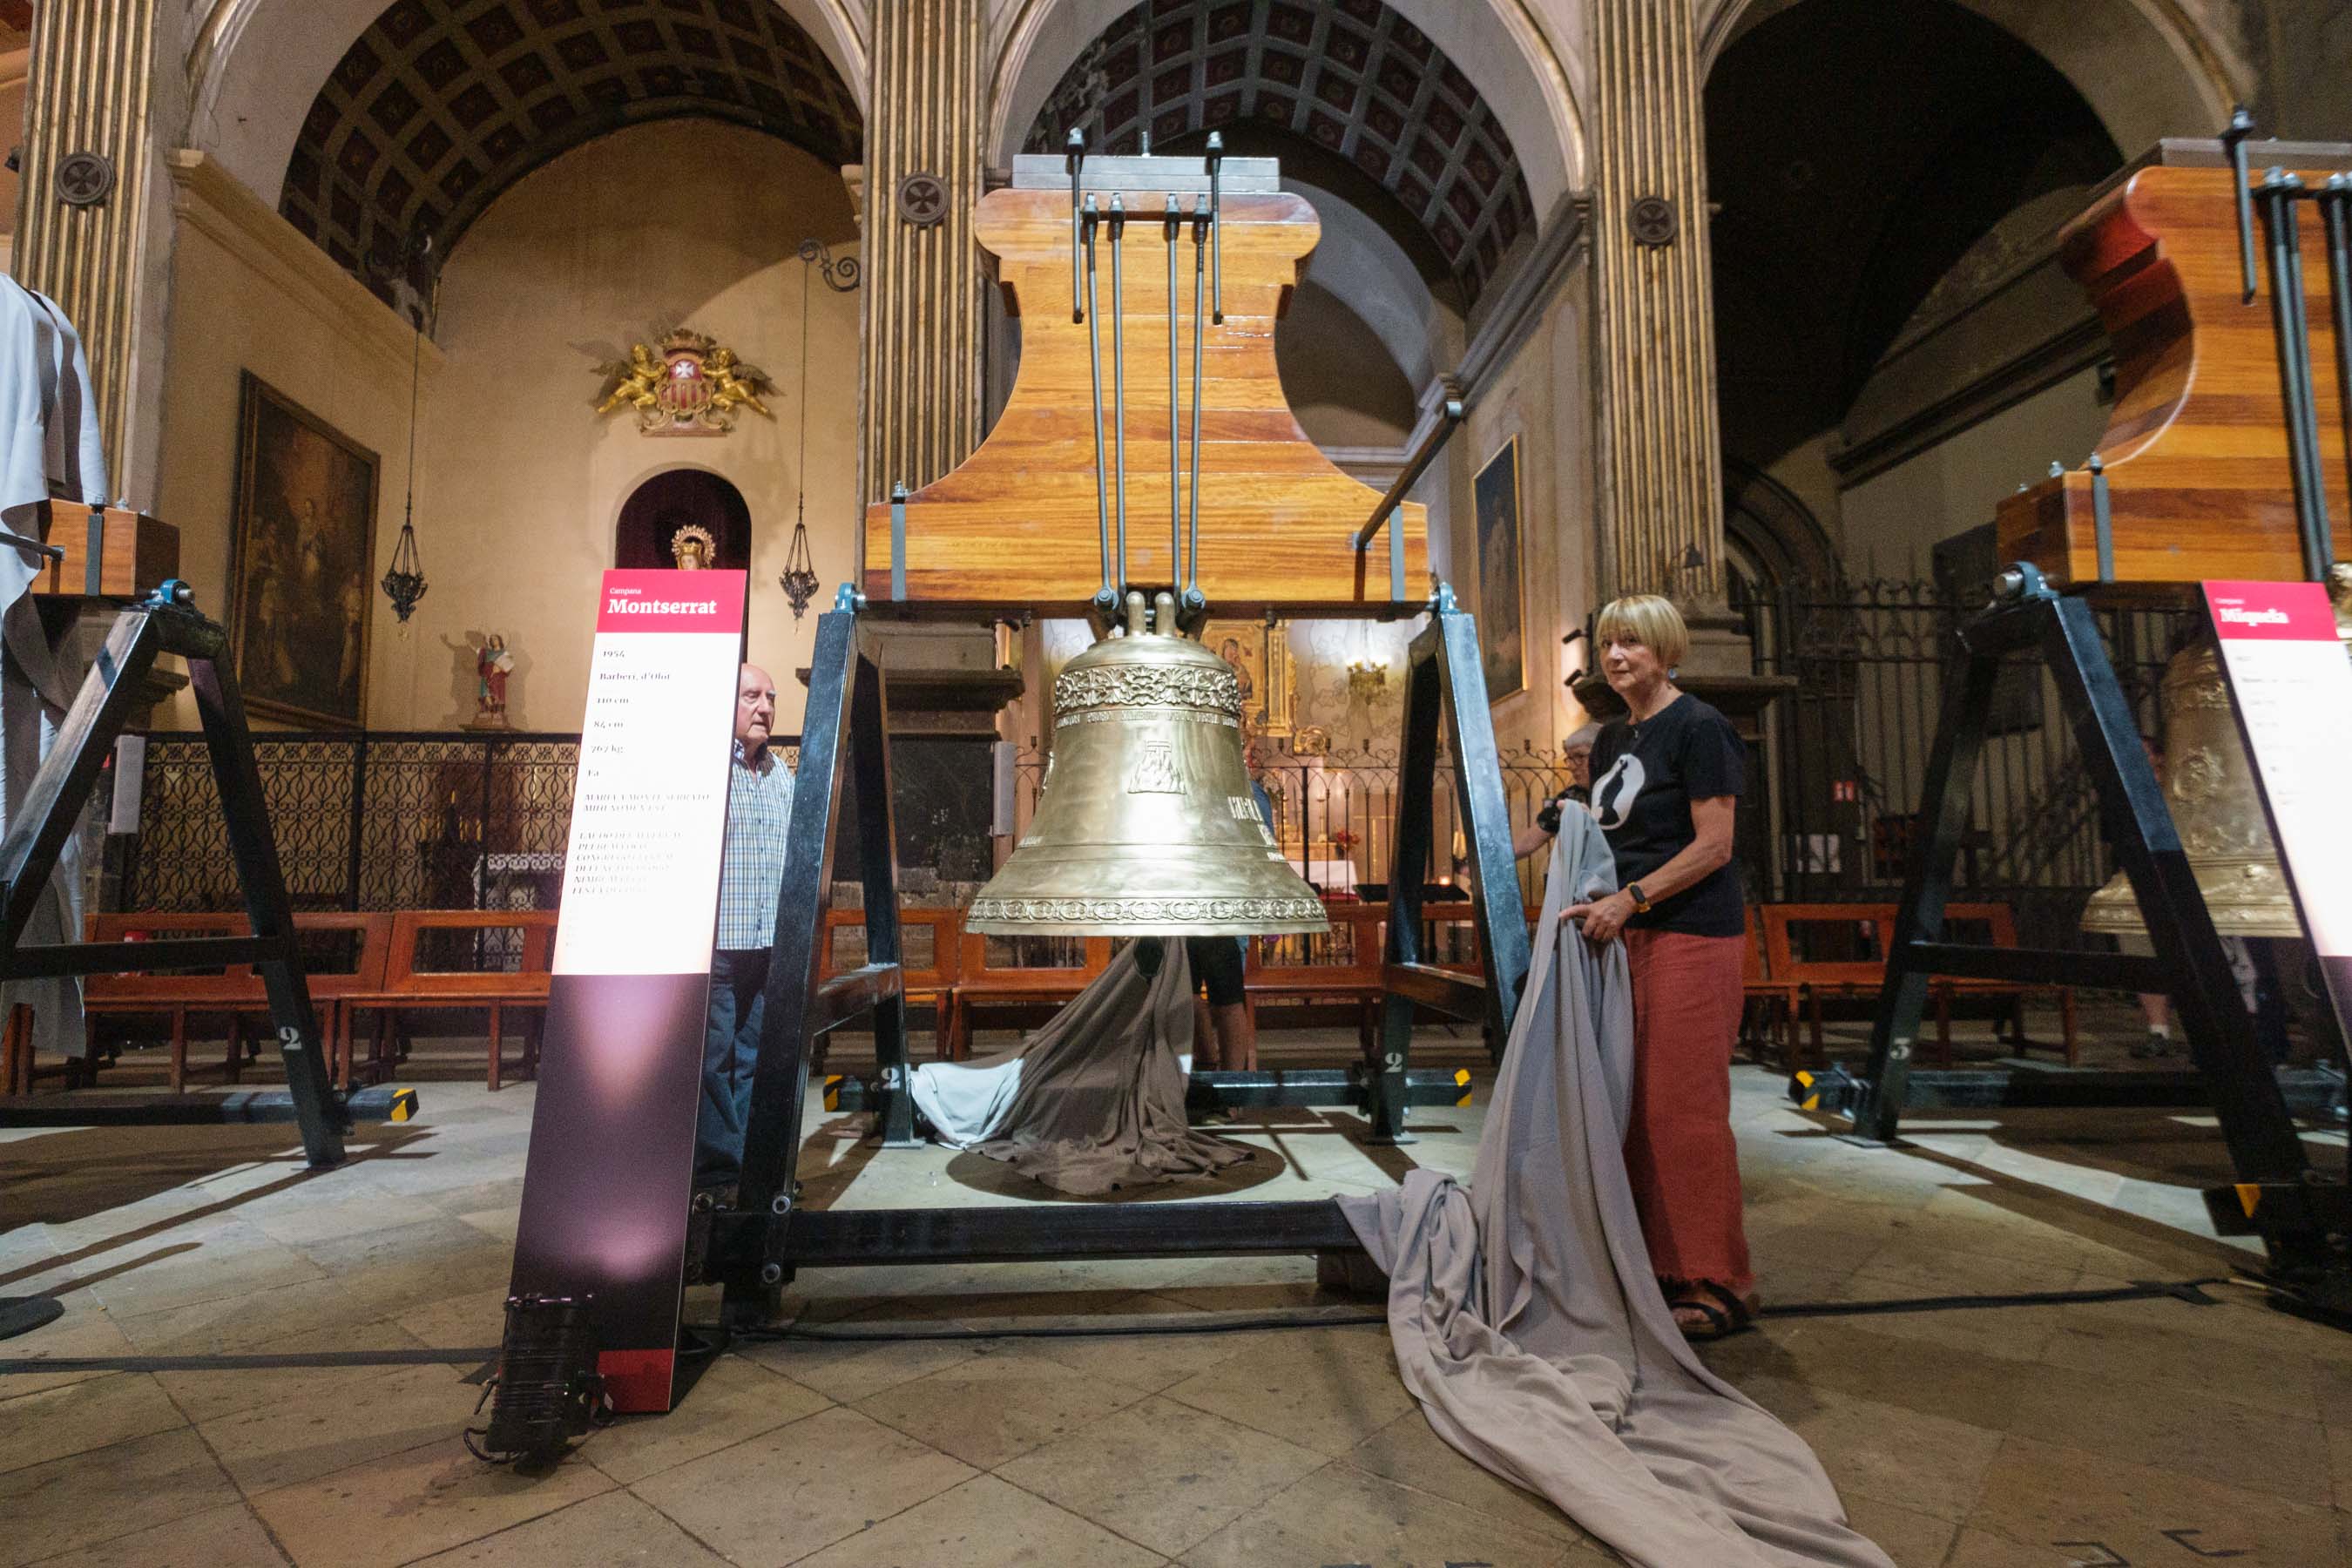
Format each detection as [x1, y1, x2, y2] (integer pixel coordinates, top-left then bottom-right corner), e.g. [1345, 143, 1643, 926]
[281, 0, 862, 307]
[1024, 0, 1534, 303]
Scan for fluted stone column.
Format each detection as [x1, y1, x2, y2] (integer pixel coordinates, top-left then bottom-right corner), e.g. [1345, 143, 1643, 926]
[859, 0, 985, 505]
[12, 0, 186, 500]
[1590, 0, 1724, 605]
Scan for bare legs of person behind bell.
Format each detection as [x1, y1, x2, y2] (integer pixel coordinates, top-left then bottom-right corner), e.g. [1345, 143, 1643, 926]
[1186, 935, 1257, 1103]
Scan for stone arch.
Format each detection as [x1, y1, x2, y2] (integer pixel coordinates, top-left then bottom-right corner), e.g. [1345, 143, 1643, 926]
[987, 0, 1583, 227]
[1696, 0, 2242, 152]
[185, 0, 869, 215]
[1723, 457, 1836, 590]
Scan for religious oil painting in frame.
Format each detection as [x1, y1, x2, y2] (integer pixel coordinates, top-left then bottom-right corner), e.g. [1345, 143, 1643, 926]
[227, 372, 380, 729]
[1474, 436, 1525, 705]
[1202, 618, 1294, 740]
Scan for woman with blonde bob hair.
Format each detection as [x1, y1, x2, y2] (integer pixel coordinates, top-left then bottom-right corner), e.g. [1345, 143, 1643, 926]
[1564, 593, 1757, 1339]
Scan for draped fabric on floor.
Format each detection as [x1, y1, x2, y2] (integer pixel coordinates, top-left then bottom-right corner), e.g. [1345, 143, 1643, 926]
[908, 943, 1254, 1196]
[1337, 814, 1894, 1568]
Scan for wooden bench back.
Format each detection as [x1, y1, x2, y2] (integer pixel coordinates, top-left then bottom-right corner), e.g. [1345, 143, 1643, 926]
[382, 909, 558, 997]
[84, 911, 395, 1004]
[1762, 901, 2021, 988]
[956, 928, 1112, 990]
[818, 907, 963, 993]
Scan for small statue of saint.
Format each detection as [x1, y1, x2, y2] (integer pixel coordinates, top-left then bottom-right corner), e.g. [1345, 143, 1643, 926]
[469, 633, 515, 729]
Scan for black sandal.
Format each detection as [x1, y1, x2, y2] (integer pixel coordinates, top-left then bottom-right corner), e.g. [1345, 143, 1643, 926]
[1665, 1279, 1758, 1342]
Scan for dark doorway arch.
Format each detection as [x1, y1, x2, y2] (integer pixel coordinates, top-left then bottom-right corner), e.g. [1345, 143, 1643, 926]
[615, 469, 754, 571]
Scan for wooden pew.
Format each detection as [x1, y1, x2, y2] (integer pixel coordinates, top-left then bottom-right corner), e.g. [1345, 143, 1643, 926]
[350, 910, 558, 1090]
[816, 907, 963, 1059]
[1761, 901, 2077, 1067]
[942, 931, 1112, 1060]
[78, 912, 394, 1092]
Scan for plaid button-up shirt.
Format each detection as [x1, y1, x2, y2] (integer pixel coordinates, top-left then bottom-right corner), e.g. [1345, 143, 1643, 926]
[716, 740, 794, 951]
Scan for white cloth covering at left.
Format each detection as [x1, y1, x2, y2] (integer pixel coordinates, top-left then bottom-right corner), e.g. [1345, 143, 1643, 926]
[0, 276, 112, 1058]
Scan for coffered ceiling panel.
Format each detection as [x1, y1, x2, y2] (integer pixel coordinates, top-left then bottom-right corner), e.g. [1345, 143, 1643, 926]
[1025, 0, 1534, 301]
[282, 0, 862, 305]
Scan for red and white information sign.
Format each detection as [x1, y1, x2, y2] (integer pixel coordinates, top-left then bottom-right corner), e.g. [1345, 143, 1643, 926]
[554, 571, 747, 976]
[2203, 581, 2352, 1030]
[510, 569, 747, 1413]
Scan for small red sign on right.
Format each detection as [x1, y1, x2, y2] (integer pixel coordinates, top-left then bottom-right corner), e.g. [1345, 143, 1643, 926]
[2202, 580, 2352, 1036]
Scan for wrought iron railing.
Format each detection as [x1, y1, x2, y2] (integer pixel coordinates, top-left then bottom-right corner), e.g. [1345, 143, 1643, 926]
[1733, 575, 2192, 935]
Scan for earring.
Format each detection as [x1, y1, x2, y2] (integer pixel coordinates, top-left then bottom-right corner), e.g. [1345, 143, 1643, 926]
[1667, 665, 1680, 680]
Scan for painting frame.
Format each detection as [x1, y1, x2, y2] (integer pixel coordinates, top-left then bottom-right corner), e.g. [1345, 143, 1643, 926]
[1474, 435, 1526, 706]
[1201, 618, 1294, 740]
[226, 372, 381, 731]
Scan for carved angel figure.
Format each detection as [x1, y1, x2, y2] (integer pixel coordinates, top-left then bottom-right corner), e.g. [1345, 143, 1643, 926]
[592, 342, 663, 416]
[705, 346, 774, 419]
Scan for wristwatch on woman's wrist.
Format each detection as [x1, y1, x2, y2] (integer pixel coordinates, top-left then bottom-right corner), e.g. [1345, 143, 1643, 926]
[1624, 883, 1652, 913]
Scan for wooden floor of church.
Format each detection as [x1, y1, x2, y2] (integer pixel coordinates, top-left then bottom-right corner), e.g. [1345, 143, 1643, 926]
[3, 1011, 2348, 1567]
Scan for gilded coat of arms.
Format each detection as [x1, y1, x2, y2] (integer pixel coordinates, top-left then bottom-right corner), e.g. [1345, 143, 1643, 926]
[593, 328, 774, 435]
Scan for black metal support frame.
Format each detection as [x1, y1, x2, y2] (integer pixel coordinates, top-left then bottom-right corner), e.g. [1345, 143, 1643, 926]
[1815, 569, 2351, 1320]
[0, 584, 351, 1166]
[705, 585, 1524, 1311]
[1369, 586, 1532, 1143]
[732, 595, 913, 1242]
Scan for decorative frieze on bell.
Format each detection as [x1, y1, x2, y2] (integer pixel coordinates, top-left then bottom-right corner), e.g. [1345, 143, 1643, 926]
[967, 591, 1328, 936]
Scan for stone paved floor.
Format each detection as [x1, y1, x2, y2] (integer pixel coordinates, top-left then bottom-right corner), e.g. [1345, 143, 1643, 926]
[3, 1021, 2350, 1567]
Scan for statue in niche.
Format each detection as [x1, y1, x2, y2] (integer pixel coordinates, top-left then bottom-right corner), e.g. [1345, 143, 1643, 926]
[469, 633, 515, 730]
[668, 522, 717, 570]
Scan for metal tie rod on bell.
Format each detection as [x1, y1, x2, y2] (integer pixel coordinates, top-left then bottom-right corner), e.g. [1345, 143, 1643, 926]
[1066, 128, 1086, 324]
[1166, 193, 1182, 583]
[1185, 192, 1210, 612]
[2254, 167, 2334, 582]
[2315, 172, 2352, 481]
[1109, 193, 1130, 592]
[1080, 193, 1118, 616]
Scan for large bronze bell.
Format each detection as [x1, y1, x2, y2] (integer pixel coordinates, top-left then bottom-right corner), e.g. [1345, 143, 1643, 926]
[968, 591, 1328, 936]
[2081, 575, 2352, 939]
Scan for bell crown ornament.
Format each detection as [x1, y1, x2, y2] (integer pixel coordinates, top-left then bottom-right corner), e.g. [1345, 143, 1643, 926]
[968, 591, 1328, 936]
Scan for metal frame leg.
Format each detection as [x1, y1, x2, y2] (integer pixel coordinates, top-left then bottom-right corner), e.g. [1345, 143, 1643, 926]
[1372, 621, 1443, 1145]
[848, 648, 916, 1148]
[1369, 589, 1528, 1141]
[1431, 596, 1531, 1058]
[1850, 612, 2004, 1144]
[0, 587, 346, 1166]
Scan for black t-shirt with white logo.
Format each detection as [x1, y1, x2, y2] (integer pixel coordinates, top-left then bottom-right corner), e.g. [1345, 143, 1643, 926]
[1585, 693, 1745, 936]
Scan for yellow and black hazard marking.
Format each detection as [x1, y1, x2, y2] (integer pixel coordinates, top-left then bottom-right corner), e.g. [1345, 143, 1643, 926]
[387, 1087, 418, 1122]
[1454, 1067, 1474, 1106]
[822, 1074, 845, 1112]
[1794, 1069, 1818, 1112]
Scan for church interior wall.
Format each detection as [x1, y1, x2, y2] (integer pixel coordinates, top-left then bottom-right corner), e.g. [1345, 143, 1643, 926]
[1838, 365, 2109, 578]
[397, 119, 860, 736]
[150, 118, 861, 739]
[148, 151, 439, 733]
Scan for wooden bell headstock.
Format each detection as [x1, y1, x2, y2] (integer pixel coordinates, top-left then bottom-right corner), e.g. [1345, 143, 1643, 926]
[1997, 139, 2352, 590]
[862, 150, 1430, 618]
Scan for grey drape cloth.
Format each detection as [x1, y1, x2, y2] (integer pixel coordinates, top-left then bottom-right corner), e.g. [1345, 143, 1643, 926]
[910, 942, 1254, 1196]
[0, 278, 107, 1058]
[1338, 814, 1892, 1568]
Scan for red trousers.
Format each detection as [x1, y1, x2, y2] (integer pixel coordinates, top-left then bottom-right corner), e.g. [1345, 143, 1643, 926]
[1622, 928, 1754, 1297]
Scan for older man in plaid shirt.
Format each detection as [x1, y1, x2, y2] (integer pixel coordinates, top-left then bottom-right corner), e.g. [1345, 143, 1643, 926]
[697, 664, 794, 1197]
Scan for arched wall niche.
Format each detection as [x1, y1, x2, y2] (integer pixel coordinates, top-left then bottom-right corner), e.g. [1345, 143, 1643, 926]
[184, 0, 871, 216]
[615, 467, 756, 571]
[986, 0, 1585, 226]
[1695, 0, 2244, 152]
